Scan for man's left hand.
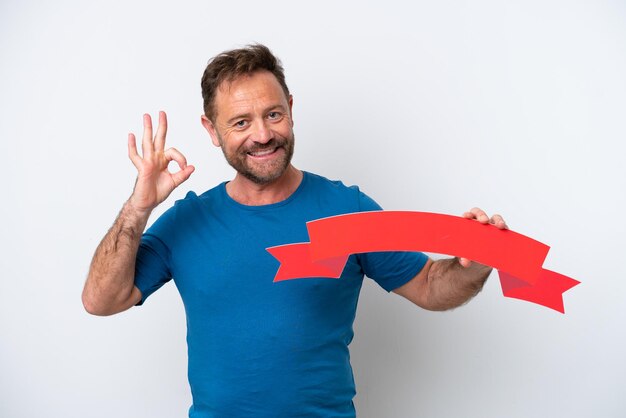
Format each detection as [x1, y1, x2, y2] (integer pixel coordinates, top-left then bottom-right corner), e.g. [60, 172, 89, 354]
[459, 207, 508, 268]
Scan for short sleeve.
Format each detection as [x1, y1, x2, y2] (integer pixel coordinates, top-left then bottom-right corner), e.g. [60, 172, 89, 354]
[134, 210, 175, 305]
[356, 190, 430, 292]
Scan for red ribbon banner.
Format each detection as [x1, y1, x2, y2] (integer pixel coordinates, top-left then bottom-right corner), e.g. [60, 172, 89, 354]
[266, 211, 580, 313]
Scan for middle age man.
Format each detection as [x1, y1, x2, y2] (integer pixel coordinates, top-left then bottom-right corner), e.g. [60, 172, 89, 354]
[83, 44, 507, 417]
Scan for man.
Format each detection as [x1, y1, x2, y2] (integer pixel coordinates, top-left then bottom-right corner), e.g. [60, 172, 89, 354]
[82, 44, 507, 417]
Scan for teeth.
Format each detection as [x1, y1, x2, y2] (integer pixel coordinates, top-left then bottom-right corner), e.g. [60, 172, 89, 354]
[249, 148, 275, 156]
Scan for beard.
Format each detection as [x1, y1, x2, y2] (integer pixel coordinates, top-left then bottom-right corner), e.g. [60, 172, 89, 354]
[218, 132, 295, 185]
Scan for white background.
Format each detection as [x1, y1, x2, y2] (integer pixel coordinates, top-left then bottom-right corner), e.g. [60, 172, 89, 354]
[1, 0, 625, 417]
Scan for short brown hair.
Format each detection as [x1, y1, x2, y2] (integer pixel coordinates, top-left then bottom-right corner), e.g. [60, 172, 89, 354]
[201, 44, 290, 122]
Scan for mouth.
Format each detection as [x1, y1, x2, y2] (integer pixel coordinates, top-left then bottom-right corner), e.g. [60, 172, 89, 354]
[246, 147, 281, 159]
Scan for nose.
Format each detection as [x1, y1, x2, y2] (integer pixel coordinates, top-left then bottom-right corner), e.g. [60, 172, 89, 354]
[250, 119, 273, 144]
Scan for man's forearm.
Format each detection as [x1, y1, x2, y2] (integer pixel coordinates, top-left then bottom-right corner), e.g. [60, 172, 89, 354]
[423, 258, 492, 311]
[82, 201, 151, 315]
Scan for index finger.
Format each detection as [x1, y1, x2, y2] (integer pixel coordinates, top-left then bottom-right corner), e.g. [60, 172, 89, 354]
[154, 110, 168, 151]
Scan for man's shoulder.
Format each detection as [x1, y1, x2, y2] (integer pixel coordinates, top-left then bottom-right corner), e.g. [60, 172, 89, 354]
[302, 171, 381, 212]
[150, 182, 226, 227]
[304, 171, 361, 194]
[171, 182, 225, 208]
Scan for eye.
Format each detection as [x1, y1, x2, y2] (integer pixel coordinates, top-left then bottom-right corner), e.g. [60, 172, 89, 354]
[235, 120, 247, 128]
[268, 111, 281, 120]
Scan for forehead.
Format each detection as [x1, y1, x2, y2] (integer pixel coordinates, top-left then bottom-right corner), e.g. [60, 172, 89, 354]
[214, 71, 288, 118]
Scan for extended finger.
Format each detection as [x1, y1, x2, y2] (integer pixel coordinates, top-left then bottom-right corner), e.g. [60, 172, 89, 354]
[128, 133, 142, 169]
[154, 111, 168, 151]
[164, 147, 188, 169]
[490, 214, 509, 229]
[141, 114, 154, 157]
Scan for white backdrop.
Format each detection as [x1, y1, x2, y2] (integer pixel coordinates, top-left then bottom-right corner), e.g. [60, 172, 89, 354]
[1, 0, 625, 417]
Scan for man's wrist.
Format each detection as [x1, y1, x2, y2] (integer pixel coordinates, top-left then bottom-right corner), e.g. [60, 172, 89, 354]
[122, 199, 153, 226]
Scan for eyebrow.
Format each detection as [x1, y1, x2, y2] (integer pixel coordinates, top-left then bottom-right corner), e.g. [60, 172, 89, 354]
[226, 105, 288, 125]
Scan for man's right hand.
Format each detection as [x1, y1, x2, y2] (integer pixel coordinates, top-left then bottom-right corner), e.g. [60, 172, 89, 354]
[127, 111, 195, 214]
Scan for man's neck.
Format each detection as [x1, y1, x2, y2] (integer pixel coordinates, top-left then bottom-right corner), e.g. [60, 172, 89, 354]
[226, 165, 303, 206]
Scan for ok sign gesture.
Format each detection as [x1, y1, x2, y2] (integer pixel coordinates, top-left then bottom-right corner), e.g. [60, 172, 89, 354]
[127, 111, 195, 214]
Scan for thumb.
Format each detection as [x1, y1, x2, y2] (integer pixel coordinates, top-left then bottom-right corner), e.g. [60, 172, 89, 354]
[458, 257, 472, 268]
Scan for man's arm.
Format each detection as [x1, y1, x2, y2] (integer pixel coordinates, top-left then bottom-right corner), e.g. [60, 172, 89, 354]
[82, 112, 194, 316]
[393, 208, 507, 311]
[82, 202, 149, 316]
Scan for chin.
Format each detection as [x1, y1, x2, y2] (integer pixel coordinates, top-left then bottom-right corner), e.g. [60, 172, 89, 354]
[241, 166, 289, 185]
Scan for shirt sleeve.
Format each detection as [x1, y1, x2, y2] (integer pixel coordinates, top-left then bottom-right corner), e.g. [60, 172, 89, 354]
[356, 190, 429, 292]
[133, 209, 175, 305]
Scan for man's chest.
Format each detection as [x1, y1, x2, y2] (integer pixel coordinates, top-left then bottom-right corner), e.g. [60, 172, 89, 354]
[167, 211, 364, 323]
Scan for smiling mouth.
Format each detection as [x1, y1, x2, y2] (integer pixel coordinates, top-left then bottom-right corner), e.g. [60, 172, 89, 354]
[247, 147, 280, 157]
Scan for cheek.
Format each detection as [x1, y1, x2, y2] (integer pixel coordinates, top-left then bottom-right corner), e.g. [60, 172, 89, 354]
[222, 132, 246, 149]
[274, 122, 294, 137]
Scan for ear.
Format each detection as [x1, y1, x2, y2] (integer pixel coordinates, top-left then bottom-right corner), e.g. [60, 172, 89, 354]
[288, 95, 294, 127]
[201, 115, 221, 147]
